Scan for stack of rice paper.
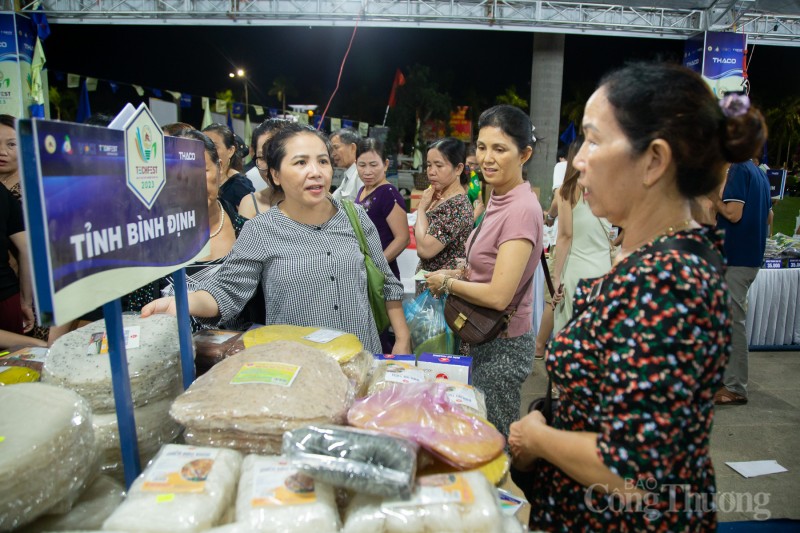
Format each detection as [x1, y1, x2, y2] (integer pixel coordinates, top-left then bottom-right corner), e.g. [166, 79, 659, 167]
[171, 342, 353, 455]
[341, 471, 506, 533]
[234, 455, 340, 532]
[347, 382, 504, 470]
[43, 314, 184, 476]
[102, 444, 242, 532]
[282, 425, 418, 499]
[0, 383, 97, 530]
[242, 325, 372, 396]
[20, 475, 125, 533]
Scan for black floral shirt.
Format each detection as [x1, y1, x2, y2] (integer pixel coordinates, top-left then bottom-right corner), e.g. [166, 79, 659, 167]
[529, 227, 730, 531]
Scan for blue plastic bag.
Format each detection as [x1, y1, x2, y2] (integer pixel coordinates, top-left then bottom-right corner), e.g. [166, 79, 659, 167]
[403, 290, 454, 356]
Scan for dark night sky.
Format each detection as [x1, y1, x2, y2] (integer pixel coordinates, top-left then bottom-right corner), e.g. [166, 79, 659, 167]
[44, 24, 800, 125]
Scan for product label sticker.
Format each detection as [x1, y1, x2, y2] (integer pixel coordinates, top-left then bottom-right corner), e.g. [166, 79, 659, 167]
[87, 326, 141, 354]
[303, 328, 346, 344]
[230, 362, 301, 387]
[2, 346, 49, 363]
[141, 447, 219, 493]
[383, 474, 474, 509]
[197, 330, 239, 344]
[497, 488, 527, 515]
[440, 381, 479, 411]
[383, 361, 426, 384]
[250, 458, 317, 507]
[156, 493, 175, 503]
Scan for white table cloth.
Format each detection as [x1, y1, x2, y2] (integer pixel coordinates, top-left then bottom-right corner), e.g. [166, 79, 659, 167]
[746, 268, 800, 347]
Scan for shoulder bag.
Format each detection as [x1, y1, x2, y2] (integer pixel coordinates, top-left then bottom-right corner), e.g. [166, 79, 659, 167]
[444, 215, 537, 345]
[342, 200, 391, 333]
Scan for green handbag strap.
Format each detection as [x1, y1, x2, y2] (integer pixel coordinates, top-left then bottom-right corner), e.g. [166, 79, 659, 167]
[341, 200, 370, 257]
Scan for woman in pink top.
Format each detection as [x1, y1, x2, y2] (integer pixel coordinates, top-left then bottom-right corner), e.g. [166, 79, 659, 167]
[426, 105, 543, 439]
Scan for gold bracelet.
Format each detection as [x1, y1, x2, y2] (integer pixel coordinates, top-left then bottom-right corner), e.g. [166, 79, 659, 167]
[441, 275, 451, 296]
[446, 277, 455, 295]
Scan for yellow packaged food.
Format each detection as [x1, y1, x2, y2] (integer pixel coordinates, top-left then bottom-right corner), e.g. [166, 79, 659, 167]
[0, 366, 40, 385]
[242, 325, 363, 363]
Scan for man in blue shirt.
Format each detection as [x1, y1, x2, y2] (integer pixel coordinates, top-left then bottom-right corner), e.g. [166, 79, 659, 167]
[711, 160, 772, 405]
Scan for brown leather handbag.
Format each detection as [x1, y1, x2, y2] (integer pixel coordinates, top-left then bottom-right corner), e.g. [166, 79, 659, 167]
[444, 215, 545, 345]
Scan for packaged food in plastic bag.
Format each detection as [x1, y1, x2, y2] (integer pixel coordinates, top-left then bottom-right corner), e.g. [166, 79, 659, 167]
[43, 314, 183, 412]
[282, 425, 418, 498]
[403, 290, 454, 356]
[235, 455, 340, 532]
[102, 444, 242, 532]
[242, 325, 371, 394]
[341, 471, 505, 533]
[366, 359, 430, 396]
[436, 379, 488, 419]
[347, 382, 504, 470]
[193, 330, 244, 375]
[171, 342, 354, 455]
[0, 365, 40, 384]
[0, 345, 49, 372]
[0, 383, 97, 530]
[20, 475, 125, 533]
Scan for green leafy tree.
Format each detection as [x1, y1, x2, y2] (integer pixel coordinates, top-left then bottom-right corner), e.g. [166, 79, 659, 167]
[495, 85, 528, 111]
[386, 64, 452, 166]
[560, 85, 592, 133]
[765, 96, 800, 169]
[215, 89, 234, 113]
[268, 76, 293, 115]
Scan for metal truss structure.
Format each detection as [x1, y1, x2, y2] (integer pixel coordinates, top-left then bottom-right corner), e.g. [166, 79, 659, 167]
[10, 0, 800, 46]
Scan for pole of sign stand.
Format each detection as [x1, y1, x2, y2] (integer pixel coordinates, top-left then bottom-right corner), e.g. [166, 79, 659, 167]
[103, 298, 141, 489]
[173, 267, 196, 390]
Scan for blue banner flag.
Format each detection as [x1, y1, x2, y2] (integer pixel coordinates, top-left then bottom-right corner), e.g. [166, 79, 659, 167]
[226, 111, 233, 131]
[76, 80, 91, 123]
[342, 119, 354, 129]
[232, 102, 244, 115]
[151, 88, 162, 98]
[559, 121, 577, 146]
[180, 94, 191, 108]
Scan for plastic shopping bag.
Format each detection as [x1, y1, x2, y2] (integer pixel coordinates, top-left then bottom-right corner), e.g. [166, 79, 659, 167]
[403, 290, 454, 356]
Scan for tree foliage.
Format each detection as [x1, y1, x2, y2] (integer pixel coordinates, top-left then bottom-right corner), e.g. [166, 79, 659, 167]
[495, 85, 528, 111]
[268, 76, 293, 115]
[765, 96, 800, 169]
[386, 64, 452, 159]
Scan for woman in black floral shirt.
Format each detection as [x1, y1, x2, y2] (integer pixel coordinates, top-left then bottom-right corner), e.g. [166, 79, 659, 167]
[509, 62, 767, 530]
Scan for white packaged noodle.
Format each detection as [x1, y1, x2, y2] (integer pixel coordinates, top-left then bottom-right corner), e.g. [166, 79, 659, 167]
[19, 476, 125, 533]
[436, 379, 488, 419]
[283, 425, 418, 499]
[0, 383, 97, 531]
[170, 342, 353, 455]
[92, 396, 182, 475]
[102, 444, 242, 532]
[43, 314, 182, 412]
[366, 360, 429, 396]
[342, 471, 504, 533]
[236, 455, 340, 532]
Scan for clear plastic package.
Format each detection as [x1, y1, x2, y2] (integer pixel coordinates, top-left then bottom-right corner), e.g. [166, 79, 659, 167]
[170, 342, 354, 455]
[0, 345, 49, 372]
[235, 455, 341, 532]
[366, 360, 429, 396]
[435, 379, 488, 419]
[0, 383, 97, 530]
[242, 325, 371, 395]
[20, 475, 125, 532]
[347, 382, 504, 470]
[282, 425, 418, 498]
[43, 314, 183, 412]
[193, 329, 244, 375]
[102, 444, 242, 532]
[342, 471, 505, 533]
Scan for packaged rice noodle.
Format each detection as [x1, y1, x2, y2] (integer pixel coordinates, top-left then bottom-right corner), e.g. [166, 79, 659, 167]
[19, 476, 125, 533]
[102, 444, 242, 532]
[242, 325, 371, 395]
[436, 379, 488, 419]
[347, 382, 504, 470]
[0, 345, 49, 372]
[235, 455, 340, 532]
[282, 425, 418, 498]
[342, 471, 505, 533]
[0, 383, 97, 530]
[171, 342, 353, 455]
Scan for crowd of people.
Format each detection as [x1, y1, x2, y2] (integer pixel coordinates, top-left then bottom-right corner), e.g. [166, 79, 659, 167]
[2, 60, 776, 529]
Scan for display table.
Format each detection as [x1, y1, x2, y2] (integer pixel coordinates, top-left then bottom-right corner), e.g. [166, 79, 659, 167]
[746, 268, 800, 349]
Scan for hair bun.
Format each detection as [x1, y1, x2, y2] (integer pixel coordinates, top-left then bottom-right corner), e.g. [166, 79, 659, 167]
[721, 107, 767, 163]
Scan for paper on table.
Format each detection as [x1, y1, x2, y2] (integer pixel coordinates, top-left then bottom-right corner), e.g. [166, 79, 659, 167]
[725, 460, 788, 478]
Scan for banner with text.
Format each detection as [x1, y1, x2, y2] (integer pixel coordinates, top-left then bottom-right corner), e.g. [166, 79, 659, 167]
[702, 31, 747, 97]
[18, 118, 209, 325]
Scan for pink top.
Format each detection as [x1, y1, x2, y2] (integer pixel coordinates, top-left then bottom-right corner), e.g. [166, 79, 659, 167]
[466, 182, 543, 337]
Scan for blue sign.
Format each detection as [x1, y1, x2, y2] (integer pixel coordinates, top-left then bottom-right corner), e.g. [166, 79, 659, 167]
[18, 118, 210, 325]
[683, 33, 704, 74]
[767, 169, 787, 200]
[703, 31, 746, 81]
[788, 259, 800, 269]
[763, 259, 783, 269]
